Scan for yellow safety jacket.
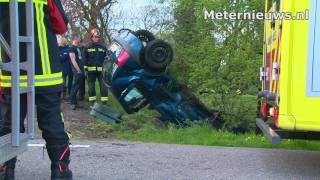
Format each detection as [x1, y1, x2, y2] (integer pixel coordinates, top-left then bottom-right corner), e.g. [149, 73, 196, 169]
[0, 0, 68, 93]
[83, 42, 107, 73]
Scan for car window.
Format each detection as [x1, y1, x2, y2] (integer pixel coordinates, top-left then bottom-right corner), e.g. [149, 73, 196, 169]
[124, 88, 146, 109]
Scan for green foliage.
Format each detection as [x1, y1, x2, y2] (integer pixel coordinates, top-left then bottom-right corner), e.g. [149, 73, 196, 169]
[198, 92, 258, 132]
[170, 0, 264, 95]
[164, 0, 265, 132]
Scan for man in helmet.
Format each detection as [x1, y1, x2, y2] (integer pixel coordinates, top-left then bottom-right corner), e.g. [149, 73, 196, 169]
[0, 0, 72, 179]
[83, 28, 109, 105]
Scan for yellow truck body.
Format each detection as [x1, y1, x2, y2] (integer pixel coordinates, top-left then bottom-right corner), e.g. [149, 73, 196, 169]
[279, 0, 320, 132]
[258, 0, 320, 142]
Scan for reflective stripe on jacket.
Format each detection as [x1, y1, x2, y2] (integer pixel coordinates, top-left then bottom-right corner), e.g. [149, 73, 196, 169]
[0, 0, 68, 93]
[83, 42, 106, 73]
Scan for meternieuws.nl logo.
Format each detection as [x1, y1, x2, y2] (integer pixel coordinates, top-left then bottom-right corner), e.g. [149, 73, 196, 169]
[204, 9, 310, 20]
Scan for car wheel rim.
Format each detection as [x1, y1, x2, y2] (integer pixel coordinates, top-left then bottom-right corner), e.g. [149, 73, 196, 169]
[152, 47, 167, 63]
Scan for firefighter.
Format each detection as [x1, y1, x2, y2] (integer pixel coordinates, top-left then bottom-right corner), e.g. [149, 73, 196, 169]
[0, 1, 72, 180]
[83, 28, 109, 105]
[69, 33, 85, 110]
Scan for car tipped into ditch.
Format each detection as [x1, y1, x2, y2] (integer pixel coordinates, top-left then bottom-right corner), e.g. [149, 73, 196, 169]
[99, 29, 222, 126]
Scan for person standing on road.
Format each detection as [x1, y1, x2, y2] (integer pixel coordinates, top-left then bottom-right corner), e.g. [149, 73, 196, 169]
[83, 28, 109, 106]
[0, 0, 72, 180]
[69, 33, 85, 110]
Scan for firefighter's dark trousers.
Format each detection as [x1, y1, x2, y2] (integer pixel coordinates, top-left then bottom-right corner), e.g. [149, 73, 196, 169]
[70, 72, 85, 105]
[87, 72, 108, 103]
[0, 92, 69, 146]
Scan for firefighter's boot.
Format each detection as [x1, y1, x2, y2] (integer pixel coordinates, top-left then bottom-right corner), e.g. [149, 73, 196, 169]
[46, 144, 72, 180]
[0, 157, 17, 180]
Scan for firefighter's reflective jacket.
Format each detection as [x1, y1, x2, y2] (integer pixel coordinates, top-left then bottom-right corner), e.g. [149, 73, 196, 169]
[83, 42, 107, 73]
[0, 0, 68, 93]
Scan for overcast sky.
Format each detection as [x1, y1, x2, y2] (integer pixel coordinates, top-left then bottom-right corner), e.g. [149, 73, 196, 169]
[110, 0, 166, 32]
[112, 0, 156, 18]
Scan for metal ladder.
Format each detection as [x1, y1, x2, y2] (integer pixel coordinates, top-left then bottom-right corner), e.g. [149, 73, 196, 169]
[0, 0, 35, 164]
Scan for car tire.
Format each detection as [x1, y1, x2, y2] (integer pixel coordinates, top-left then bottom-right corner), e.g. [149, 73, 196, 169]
[118, 28, 135, 34]
[135, 30, 155, 45]
[143, 39, 173, 71]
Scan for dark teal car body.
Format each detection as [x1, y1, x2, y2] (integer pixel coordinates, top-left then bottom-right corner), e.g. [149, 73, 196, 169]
[103, 29, 220, 125]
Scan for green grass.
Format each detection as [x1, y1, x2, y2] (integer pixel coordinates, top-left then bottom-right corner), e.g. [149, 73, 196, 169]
[82, 109, 320, 151]
[81, 84, 320, 151]
[114, 125, 320, 151]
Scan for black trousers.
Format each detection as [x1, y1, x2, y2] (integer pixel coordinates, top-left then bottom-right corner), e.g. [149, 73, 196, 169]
[78, 76, 85, 100]
[67, 71, 73, 96]
[0, 92, 69, 146]
[70, 72, 85, 105]
[62, 72, 67, 90]
[87, 72, 108, 102]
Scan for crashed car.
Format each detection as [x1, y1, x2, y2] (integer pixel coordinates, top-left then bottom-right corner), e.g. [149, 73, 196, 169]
[101, 29, 222, 126]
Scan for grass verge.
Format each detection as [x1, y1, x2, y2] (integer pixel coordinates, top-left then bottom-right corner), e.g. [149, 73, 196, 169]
[80, 114, 320, 152]
[78, 87, 320, 151]
[114, 125, 320, 151]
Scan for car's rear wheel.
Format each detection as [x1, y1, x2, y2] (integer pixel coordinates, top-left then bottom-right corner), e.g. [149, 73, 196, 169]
[143, 39, 173, 73]
[135, 30, 155, 46]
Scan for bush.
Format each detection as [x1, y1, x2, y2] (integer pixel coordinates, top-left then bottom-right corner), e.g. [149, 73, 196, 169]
[198, 91, 257, 133]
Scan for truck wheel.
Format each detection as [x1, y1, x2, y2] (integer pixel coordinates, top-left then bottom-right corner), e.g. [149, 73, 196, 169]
[135, 30, 155, 46]
[144, 39, 173, 70]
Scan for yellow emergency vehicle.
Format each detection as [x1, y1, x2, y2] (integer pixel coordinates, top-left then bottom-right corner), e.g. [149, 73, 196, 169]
[256, 0, 320, 144]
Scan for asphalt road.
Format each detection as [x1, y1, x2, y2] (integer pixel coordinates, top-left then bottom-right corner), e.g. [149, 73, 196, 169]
[13, 139, 320, 180]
